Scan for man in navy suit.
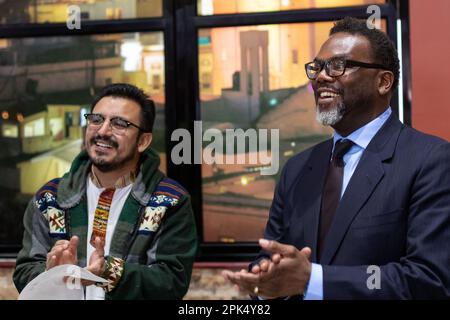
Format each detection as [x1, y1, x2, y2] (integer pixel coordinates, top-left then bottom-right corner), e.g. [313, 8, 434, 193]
[223, 17, 449, 299]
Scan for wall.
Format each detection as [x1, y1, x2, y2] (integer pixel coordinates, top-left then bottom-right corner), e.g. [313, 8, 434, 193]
[409, 0, 450, 141]
[0, 264, 249, 300]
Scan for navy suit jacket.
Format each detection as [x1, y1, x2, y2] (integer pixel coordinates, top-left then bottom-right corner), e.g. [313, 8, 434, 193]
[259, 114, 450, 299]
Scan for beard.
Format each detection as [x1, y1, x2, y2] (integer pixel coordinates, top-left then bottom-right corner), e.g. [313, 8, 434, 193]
[90, 153, 136, 173]
[316, 101, 347, 126]
[88, 135, 138, 173]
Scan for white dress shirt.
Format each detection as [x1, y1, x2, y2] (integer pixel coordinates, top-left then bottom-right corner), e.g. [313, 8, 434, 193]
[85, 176, 133, 300]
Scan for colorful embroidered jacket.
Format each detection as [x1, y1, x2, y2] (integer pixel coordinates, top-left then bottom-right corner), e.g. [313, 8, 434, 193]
[13, 147, 198, 299]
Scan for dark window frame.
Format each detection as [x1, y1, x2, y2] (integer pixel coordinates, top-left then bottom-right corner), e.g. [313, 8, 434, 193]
[0, 0, 412, 261]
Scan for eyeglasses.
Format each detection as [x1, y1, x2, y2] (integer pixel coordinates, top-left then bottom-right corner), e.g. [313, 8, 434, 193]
[304, 57, 387, 80]
[84, 113, 145, 135]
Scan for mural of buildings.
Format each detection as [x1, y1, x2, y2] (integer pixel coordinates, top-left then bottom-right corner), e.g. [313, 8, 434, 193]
[0, 37, 124, 102]
[197, 15, 340, 241]
[20, 104, 82, 154]
[17, 139, 82, 195]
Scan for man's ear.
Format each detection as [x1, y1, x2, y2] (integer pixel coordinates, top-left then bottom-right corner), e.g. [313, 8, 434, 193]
[378, 70, 394, 96]
[137, 132, 152, 153]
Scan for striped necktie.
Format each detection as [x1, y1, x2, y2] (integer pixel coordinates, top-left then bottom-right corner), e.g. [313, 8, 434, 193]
[90, 188, 115, 246]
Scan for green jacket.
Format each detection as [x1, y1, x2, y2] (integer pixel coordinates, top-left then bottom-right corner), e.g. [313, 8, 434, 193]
[13, 147, 198, 299]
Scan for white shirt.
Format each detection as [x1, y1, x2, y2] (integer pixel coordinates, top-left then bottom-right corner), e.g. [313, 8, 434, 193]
[85, 176, 133, 300]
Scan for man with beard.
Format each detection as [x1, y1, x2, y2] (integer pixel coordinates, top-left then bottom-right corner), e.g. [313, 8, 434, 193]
[14, 83, 198, 299]
[223, 17, 449, 299]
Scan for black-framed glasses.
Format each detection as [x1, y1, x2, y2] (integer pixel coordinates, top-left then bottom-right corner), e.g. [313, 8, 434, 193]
[304, 58, 387, 80]
[84, 113, 145, 134]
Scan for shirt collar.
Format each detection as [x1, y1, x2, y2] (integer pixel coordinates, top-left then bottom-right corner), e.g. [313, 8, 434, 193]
[333, 107, 392, 150]
[90, 166, 136, 189]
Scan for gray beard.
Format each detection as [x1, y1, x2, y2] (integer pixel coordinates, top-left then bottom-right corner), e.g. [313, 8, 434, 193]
[316, 102, 346, 126]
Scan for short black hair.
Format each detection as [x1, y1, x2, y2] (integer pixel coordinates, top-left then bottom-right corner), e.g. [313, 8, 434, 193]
[330, 17, 400, 92]
[91, 83, 155, 133]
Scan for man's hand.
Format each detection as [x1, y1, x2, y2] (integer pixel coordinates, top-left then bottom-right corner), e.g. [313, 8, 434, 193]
[46, 236, 79, 270]
[223, 253, 282, 296]
[79, 236, 106, 287]
[222, 267, 261, 297]
[222, 239, 312, 299]
[87, 236, 105, 276]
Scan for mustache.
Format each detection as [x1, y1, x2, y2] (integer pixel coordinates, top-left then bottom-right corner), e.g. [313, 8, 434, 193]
[315, 86, 344, 95]
[90, 135, 119, 149]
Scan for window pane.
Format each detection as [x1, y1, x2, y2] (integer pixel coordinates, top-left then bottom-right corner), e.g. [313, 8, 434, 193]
[0, 0, 162, 24]
[198, 0, 385, 15]
[0, 32, 165, 249]
[199, 21, 386, 242]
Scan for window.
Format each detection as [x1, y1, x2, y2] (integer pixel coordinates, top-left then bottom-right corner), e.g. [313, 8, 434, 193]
[199, 22, 384, 242]
[2, 124, 19, 138]
[0, 31, 165, 253]
[24, 118, 45, 138]
[199, 22, 353, 242]
[0, 0, 410, 260]
[190, 1, 405, 260]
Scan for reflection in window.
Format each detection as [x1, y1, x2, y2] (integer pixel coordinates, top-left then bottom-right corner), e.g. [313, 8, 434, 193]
[199, 21, 386, 242]
[24, 118, 45, 138]
[0, 0, 163, 24]
[0, 31, 165, 248]
[198, 0, 385, 15]
[2, 124, 19, 138]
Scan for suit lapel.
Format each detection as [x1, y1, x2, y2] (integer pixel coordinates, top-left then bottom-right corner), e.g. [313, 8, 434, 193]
[299, 139, 333, 263]
[319, 114, 403, 264]
[319, 150, 384, 264]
